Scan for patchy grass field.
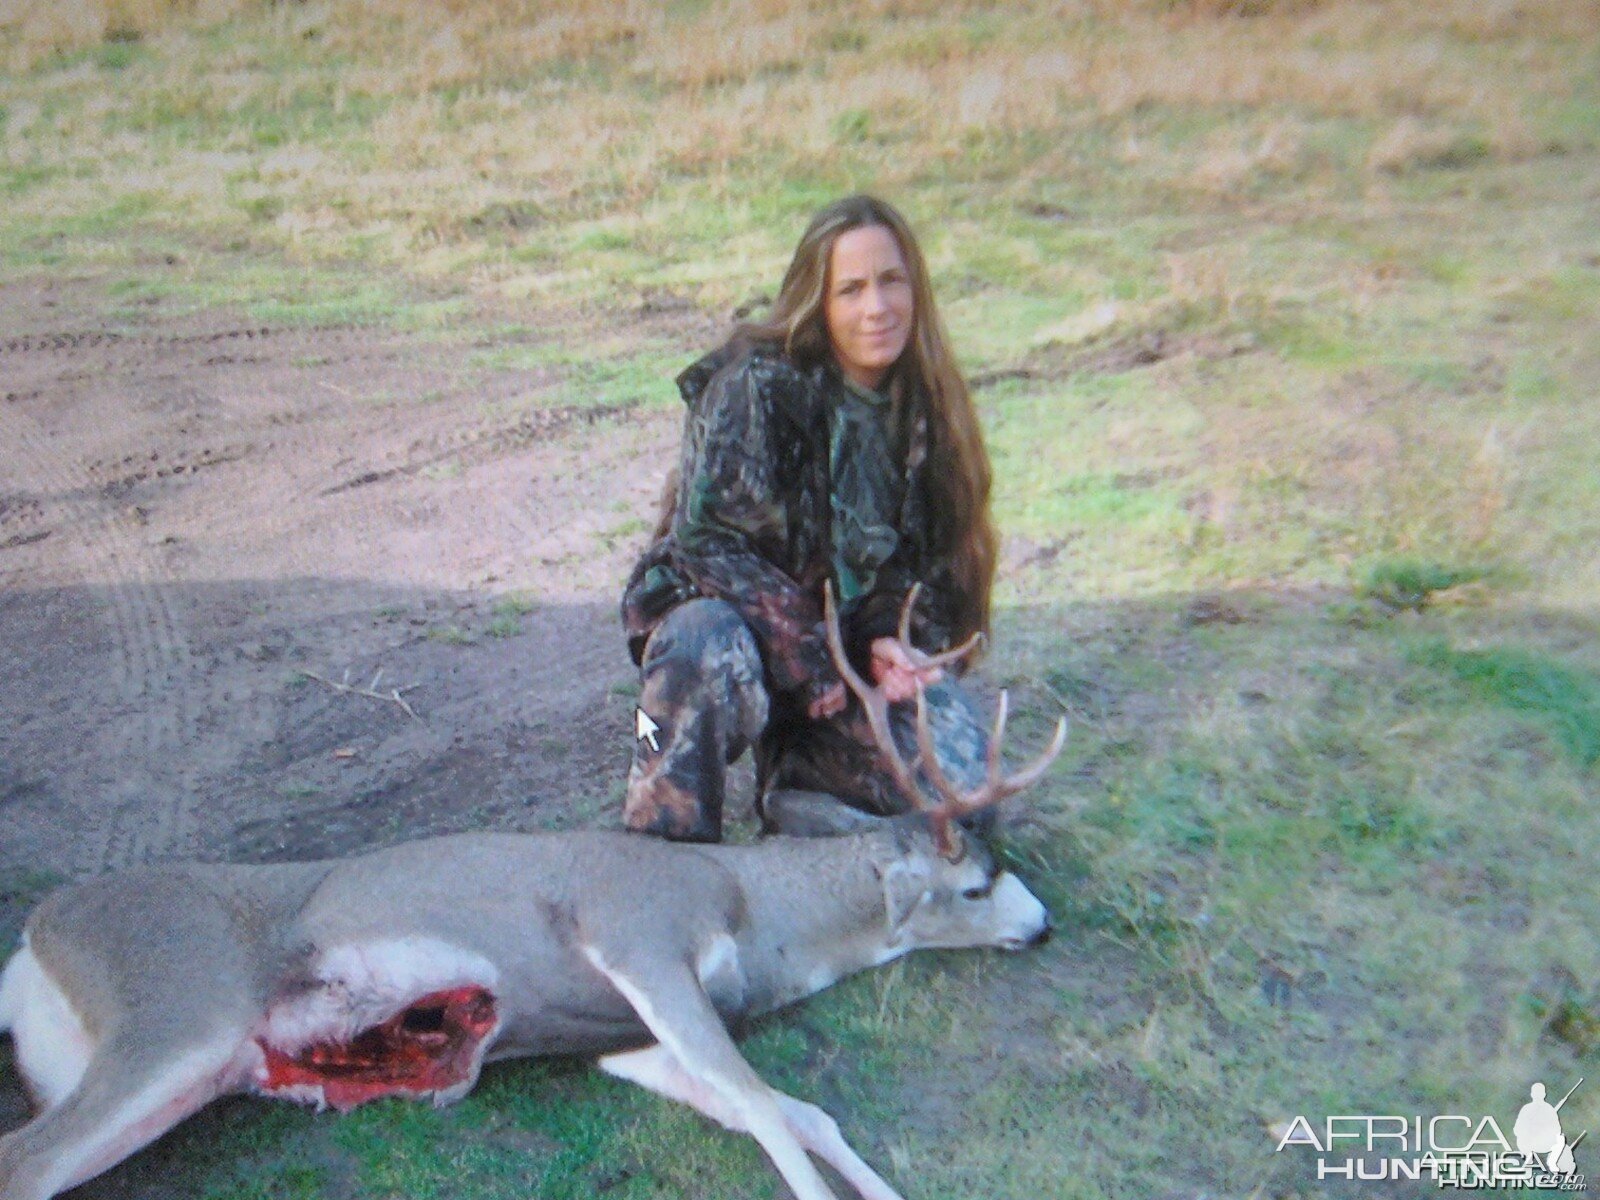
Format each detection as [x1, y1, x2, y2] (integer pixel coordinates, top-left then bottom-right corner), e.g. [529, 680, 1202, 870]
[2, 1, 1598, 1197]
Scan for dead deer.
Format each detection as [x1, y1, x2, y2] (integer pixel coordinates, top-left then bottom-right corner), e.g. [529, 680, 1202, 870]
[0, 594, 1066, 1200]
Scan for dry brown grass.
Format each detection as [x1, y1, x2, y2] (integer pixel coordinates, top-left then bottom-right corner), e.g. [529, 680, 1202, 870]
[3, 0, 1593, 351]
[4, 0, 1584, 292]
[10, 0, 1595, 120]
[0, 0, 245, 52]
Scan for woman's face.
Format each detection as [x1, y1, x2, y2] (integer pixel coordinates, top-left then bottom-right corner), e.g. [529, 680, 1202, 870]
[824, 224, 914, 391]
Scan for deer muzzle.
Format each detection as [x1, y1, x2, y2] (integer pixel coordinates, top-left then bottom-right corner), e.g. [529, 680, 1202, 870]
[991, 872, 1052, 951]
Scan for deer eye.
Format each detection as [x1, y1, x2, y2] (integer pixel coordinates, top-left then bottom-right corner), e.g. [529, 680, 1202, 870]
[962, 882, 993, 901]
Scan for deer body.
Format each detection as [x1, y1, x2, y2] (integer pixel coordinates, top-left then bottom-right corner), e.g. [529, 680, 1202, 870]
[0, 824, 1050, 1200]
[2, 592, 1065, 1200]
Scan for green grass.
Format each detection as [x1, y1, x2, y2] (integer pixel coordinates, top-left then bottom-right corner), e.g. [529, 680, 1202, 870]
[1360, 557, 1489, 611]
[1003, 600, 1600, 1179]
[1410, 640, 1600, 769]
[489, 594, 538, 631]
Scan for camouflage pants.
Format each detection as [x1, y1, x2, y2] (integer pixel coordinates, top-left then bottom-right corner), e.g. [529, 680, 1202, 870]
[624, 598, 990, 842]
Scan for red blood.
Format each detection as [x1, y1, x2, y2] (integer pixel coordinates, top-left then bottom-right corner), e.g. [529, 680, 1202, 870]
[258, 986, 498, 1111]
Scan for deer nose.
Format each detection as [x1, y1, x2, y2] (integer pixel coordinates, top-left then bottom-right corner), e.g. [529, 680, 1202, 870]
[1027, 916, 1054, 947]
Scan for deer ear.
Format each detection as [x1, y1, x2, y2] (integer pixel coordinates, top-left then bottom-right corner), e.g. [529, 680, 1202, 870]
[882, 859, 931, 930]
[762, 790, 891, 839]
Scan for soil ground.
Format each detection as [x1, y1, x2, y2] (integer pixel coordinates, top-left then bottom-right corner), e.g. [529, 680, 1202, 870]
[0, 278, 695, 879]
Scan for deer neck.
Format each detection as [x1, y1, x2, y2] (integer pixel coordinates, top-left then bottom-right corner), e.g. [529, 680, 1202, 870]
[702, 833, 900, 1014]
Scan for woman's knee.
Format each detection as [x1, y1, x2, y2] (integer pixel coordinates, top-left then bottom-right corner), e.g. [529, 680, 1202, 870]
[640, 599, 768, 741]
[642, 598, 755, 666]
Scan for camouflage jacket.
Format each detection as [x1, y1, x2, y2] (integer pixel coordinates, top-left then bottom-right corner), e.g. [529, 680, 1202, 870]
[621, 342, 962, 706]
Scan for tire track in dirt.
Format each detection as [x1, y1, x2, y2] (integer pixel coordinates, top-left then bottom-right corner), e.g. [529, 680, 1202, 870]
[85, 444, 255, 500]
[187, 330, 415, 519]
[0, 493, 49, 557]
[319, 400, 639, 496]
[0, 404, 202, 870]
[0, 325, 290, 358]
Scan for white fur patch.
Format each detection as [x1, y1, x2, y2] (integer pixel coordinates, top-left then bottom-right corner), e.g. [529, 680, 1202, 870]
[805, 964, 843, 995]
[255, 1078, 333, 1109]
[259, 936, 500, 1056]
[581, 944, 708, 1079]
[599, 1043, 744, 1133]
[582, 946, 831, 1198]
[3, 939, 96, 1109]
[696, 933, 739, 988]
[990, 873, 1049, 946]
[871, 944, 908, 968]
[581, 946, 664, 1036]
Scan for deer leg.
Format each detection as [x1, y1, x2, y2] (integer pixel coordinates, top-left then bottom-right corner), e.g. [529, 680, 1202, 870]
[759, 789, 891, 839]
[600, 1043, 906, 1200]
[582, 946, 839, 1200]
[0, 1029, 249, 1200]
[772, 1094, 906, 1200]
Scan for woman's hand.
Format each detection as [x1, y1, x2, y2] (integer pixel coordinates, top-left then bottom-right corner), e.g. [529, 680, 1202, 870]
[869, 637, 943, 704]
[807, 681, 848, 720]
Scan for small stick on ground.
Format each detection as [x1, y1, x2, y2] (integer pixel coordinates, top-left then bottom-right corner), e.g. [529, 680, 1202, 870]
[296, 667, 422, 720]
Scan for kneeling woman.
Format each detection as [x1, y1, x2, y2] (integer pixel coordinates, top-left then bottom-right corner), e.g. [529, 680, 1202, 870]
[621, 194, 998, 842]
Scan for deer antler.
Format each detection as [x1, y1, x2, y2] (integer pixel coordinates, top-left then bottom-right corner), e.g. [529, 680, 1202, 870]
[822, 584, 926, 806]
[822, 583, 1067, 860]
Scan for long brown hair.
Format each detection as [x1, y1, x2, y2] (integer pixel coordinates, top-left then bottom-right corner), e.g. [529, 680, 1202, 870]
[739, 194, 997, 649]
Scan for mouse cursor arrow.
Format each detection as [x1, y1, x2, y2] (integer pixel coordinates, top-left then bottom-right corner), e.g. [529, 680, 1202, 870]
[635, 708, 661, 753]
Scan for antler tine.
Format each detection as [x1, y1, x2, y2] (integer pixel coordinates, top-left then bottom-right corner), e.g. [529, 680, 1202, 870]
[894, 583, 986, 673]
[895, 581, 922, 646]
[920, 630, 986, 672]
[910, 687, 967, 859]
[1000, 712, 1070, 795]
[988, 688, 1009, 781]
[981, 691, 1069, 801]
[912, 684, 1070, 860]
[823, 583, 926, 809]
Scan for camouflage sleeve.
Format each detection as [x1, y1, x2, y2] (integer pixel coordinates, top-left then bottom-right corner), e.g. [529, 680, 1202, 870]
[669, 362, 838, 700]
